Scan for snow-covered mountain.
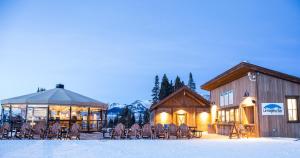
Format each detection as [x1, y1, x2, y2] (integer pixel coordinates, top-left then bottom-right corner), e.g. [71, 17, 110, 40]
[107, 100, 152, 120]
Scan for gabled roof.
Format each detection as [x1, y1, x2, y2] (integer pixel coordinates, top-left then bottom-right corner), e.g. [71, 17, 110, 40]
[150, 86, 210, 111]
[201, 62, 300, 91]
[1, 87, 107, 109]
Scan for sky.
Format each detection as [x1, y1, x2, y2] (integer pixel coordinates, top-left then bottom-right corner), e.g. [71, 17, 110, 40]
[1, 0, 300, 104]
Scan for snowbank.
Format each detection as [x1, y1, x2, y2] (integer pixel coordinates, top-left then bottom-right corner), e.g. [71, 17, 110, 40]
[0, 138, 299, 158]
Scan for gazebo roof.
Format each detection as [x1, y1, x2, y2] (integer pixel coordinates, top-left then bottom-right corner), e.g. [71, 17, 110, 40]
[1, 84, 107, 109]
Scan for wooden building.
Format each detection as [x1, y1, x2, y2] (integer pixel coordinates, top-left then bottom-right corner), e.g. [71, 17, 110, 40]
[150, 86, 210, 131]
[201, 62, 300, 138]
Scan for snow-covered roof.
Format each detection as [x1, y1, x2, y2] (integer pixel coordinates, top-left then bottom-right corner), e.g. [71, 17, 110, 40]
[1, 85, 107, 109]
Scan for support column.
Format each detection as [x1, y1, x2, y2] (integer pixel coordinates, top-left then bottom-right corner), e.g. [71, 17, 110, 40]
[87, 107, 90, 132]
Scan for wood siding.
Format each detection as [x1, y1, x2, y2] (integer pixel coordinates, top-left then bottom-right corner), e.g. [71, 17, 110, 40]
[257, 73, 300, 138]
[210, 75, 256, 108]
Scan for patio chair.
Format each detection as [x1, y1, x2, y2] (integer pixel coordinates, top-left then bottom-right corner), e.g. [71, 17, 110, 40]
[68, 123, 80, 140]
[239, 124, 249, 139]
[0, 123, 11, 139]
[141, 123, 153, 139]
[15, 123, 31, 139]
[30, 121, 47, 139]
[127, 123, 141, 139]
[178, 124, 191, 139]
[47, 122, 62, 139]
[112, 123, 126, 139]
[168, 123, 178, 139]
[154, 123, 166, 139]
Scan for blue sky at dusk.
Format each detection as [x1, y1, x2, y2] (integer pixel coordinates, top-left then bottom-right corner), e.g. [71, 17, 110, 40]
[1, 0, 300, 104]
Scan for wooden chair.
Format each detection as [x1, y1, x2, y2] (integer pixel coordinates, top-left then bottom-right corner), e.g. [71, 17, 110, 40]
[0, 123, 11, 139]
[112, 123, 126, 139]
[127, 123, 141, 139]
[30, 121, 47, 139]
[141, 123, 153, 139]
[15, 123, 31, 139]
[154, 124, 166, 139]
[168, 123, 178, 139]
[68, 123, 80, 140]
[47, 122, 62, 139]
[178, 124, 191, 139]
[239, 124, 249, 139]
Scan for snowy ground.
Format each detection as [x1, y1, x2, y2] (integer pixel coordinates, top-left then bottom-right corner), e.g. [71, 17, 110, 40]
[0, 137, 299, 158]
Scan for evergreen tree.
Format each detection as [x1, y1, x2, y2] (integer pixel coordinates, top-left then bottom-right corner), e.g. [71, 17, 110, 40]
[113, 115, 119, 126]
[159, 74, 171, 100]
[151, 75, 160, 104]
[119, 106, 135, 128]
[108, 119, 114, 128]
[130, 113, 136, 127]
[174, 76, 184, 91]
[138, 114, 143, 126]
[143, 109, 150, 124]
[188, 72, 196, 91]
[169, 80, 174, 94]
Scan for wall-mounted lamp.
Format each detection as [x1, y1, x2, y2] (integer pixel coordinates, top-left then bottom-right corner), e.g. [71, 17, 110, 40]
[243, 90, 250, 98]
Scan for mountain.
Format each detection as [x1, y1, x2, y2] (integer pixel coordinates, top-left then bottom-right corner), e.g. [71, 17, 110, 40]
[107, 100, 152, 121]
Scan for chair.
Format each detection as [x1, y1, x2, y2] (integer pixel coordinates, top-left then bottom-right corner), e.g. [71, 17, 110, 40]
[178, 124, 191, 139]
[168, 123, 178, 139]
[31, 121, 47, 139]
[127, 123, 141, 139]
[141, 123, 153, 139]
[15, 123, 31, 139]
[112, 123, 125, 139]
[0, 123, 11, 139]
[47, 122, 62, 139]
[239, 124, 249, 139]
[154, 124, 166, 139]
[68, 123, 80, 140]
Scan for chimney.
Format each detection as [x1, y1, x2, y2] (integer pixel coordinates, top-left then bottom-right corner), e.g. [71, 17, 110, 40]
[56, 84, 64, 89]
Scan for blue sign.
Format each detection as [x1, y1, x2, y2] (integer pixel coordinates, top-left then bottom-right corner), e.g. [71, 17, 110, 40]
[262, 103, 284, 115]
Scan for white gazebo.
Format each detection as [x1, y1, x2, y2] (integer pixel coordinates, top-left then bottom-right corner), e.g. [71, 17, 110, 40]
[1, 84, 108, 132]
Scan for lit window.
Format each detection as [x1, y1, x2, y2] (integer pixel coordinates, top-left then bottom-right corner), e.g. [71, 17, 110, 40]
[220, 90, 234, 106]
[218, 111, 221, 122]
[224, 92, 229, 106]
[235, 109, 240, 122]
[287, 98, 298, 121]
[221, 110, 225, 122]
[229, 109, 234, 122]
[225, 110, 230, 122]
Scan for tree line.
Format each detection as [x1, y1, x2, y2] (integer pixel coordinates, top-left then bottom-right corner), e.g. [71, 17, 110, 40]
[107, 106, 150, 128]
[151, 72, 196, 104]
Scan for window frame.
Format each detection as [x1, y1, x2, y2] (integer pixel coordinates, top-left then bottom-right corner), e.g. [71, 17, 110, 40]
[286, 96, 300, 123]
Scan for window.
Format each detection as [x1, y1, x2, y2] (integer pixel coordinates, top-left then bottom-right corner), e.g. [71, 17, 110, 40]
[229, 109, 235, 122]
[221, 110, 225, 122]
[225, 111, 230, 122]
[287, 97, 298, 122]
[229, 91, 233, 105]
[220, 90, 234, 106]
[235, 109, 240, 122]
[220, 94, 224, 107]
[218, 111, 221, 122]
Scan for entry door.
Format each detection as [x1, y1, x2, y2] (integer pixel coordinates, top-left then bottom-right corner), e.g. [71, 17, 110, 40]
[176, 114, 187, 126]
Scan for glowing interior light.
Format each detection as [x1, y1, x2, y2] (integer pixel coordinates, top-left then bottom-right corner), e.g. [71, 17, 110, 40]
[211, 105, 217, 124]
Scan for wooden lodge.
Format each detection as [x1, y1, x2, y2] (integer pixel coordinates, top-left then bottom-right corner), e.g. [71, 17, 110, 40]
[150, 86, 211, 132]
[201, 62, 300, 138]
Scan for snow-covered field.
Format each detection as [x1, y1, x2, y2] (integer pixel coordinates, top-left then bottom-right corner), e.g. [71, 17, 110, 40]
[0, 138, 299, 158]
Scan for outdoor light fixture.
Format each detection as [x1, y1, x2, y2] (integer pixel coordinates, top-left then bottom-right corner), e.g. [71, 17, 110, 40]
[243, 90, 250, 98]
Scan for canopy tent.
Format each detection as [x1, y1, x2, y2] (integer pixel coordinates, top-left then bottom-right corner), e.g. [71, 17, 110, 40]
[1, 85, 107, 109]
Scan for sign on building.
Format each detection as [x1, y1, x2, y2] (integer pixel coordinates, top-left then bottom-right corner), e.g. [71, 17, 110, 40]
[262, 103, 284, 116]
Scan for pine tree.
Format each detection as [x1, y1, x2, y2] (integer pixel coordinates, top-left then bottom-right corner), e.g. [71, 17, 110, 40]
[143, 109, 150, 124]
[169, 80, 174, 94]
[159, 74, 171, 100]
[130, 113, 136, 127]
[138, 114, 143, 126]
[113, 115, 119, 126]
[108, 119, 114, 128]
[174, 76, 184, 91]
[188, 72, 196, 91]
[151, 75, 160, 104]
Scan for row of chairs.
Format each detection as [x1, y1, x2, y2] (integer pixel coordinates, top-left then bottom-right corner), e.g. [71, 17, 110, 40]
[0, 122, 80, 140]
[102, 123, 193, 139]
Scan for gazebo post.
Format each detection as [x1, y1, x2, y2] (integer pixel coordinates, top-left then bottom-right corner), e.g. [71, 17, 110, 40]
[69, 106, 72, 128]
[87, 107, 90, 132]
